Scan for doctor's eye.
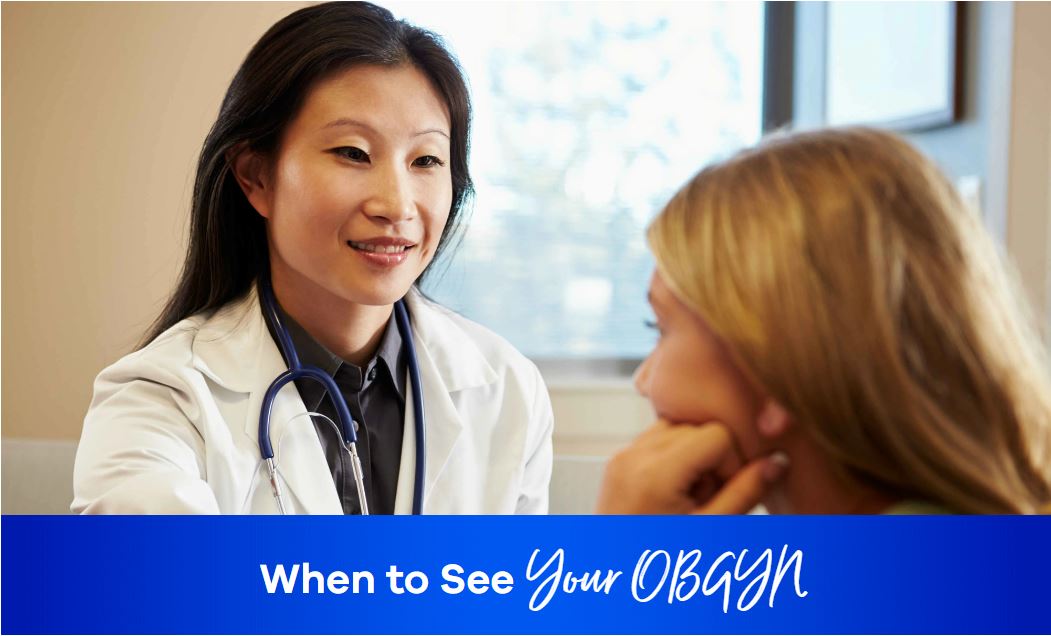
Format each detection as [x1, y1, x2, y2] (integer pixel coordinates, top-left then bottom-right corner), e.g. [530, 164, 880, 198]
[412, 155, 446, 168]
[332, 146, 370, 163]
[644, 319, 664, 338]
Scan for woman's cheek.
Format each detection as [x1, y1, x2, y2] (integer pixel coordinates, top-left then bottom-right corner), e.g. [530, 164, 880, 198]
[651, 374, 705, 424]
[644, 349, 689, 422]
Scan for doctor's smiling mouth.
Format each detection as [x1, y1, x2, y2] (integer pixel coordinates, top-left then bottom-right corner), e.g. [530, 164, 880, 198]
[347, 236, 418, 267]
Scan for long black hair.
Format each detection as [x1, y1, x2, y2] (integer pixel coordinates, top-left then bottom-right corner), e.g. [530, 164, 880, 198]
[142, 2, 473, 346]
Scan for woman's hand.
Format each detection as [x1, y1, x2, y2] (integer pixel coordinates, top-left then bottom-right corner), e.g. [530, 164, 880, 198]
[595, 419, 788, 514]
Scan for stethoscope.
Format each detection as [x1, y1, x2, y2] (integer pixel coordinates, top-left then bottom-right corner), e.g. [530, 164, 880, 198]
[257, 277, 426, 515]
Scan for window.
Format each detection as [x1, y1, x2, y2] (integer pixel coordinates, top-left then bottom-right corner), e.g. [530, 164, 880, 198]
[389, 2, 766, 359]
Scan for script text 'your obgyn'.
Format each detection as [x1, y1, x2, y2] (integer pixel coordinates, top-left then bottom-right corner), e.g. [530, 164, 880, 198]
[259, 545, 808, 613]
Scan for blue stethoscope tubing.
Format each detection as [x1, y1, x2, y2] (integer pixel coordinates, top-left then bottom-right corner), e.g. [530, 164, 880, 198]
[257, 278, 426, 515]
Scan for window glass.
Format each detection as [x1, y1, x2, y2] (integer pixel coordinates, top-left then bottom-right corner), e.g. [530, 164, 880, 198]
[388, 2, 765, 358]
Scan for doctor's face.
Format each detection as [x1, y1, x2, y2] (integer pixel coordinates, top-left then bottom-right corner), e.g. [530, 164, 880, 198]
[253, 63, 453, 308]
[635, 271, 766, 465]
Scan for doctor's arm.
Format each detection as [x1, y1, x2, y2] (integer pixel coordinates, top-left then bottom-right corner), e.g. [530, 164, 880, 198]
[72, 366, 221, 514]
[515, 367, 554, 514]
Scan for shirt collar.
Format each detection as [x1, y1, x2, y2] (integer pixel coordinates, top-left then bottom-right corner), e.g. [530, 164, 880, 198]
[262, 297, 407, 406]
[279, 305, 342, 378]
[373, 309, 406, 399]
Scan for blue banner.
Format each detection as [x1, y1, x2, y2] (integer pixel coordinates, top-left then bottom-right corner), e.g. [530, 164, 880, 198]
[2, 515, 1049, 634]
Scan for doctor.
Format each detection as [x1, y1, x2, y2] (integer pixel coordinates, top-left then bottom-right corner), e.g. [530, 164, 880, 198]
[72, 2, 553, 514]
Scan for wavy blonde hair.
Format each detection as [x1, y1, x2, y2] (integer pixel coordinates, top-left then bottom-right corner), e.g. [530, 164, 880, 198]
[649, 127, 1051, 514]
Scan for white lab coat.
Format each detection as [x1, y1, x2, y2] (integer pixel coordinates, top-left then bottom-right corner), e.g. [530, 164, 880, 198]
[72, 286, 554, 514]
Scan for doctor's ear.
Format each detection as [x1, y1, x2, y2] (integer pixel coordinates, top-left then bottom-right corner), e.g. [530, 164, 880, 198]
[227, 144, 273, 219]
[756, 400, 793, 439]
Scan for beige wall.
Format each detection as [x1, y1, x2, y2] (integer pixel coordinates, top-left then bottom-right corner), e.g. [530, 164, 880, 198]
[2, 2, 309, 439]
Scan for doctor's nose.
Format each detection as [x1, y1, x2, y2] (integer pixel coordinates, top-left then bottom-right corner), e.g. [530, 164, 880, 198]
[362, 166, 416, 223]
[633, 355, 653, 398]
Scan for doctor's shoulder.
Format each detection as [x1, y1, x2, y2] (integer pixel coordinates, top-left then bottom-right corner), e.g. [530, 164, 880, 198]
[86, 296, 245, 410]
[72, 298, 248, 514]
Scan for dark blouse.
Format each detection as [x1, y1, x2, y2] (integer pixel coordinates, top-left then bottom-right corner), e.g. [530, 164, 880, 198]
[263, 298, 406, 514]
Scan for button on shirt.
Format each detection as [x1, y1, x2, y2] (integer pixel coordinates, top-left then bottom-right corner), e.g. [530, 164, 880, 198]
[262, 299, 407, 515]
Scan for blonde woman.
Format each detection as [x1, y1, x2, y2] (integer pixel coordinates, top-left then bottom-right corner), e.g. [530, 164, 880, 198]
[597, 127, 1051, 515]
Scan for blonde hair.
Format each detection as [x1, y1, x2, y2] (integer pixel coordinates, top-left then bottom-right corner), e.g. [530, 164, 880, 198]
[649, 127, 1051, 514]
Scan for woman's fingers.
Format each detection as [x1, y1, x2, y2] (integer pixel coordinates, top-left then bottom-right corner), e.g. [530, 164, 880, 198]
[596, 420, 740, 514]
[596, 417, 791, 515]
[661, 422, 738, 479]
[695, 452, 790, 514]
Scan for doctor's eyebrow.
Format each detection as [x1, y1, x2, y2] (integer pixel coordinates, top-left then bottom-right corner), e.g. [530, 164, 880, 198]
[322, 118, 373, 132]
[412, 128, 450, 140]
[322, 118, 449, 140]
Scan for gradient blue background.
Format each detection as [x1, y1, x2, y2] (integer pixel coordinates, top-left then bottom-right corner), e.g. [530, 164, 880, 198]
[3, 516, 1049, 634]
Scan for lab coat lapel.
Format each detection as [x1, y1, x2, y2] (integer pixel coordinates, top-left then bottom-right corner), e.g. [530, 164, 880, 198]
[394, 290, 498, 513]
[192, 286, 342, 515]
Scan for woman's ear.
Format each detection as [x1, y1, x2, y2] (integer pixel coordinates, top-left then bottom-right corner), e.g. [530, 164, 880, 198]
[227, 144, 273, 219]
[756, 400, 792, 438]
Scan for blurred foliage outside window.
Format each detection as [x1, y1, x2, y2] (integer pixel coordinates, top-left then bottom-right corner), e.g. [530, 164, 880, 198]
[388, 2, 764, 359]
